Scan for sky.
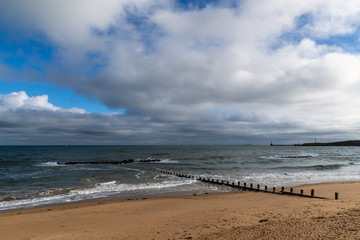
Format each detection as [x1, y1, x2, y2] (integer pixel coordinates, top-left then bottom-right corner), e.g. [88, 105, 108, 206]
[1, 0, 360, 145]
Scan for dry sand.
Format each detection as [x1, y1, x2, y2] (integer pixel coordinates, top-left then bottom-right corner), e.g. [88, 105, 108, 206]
[1, 182, 360, 240]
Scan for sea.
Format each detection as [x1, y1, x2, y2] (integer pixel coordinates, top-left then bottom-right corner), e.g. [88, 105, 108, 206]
[1, 145, 360, 212]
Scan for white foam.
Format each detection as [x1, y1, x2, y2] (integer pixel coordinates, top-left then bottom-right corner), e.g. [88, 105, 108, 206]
[154, 159, 178, 164]
[0, 179, 197, 211]
[37, 162, 61, 167]
[237, 165, 360, 187]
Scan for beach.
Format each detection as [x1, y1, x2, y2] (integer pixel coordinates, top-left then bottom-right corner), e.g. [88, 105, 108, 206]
[1, 181, 360, 240]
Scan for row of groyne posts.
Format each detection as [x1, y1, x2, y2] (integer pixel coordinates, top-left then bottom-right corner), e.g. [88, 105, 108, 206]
[160, 170, 339, 200]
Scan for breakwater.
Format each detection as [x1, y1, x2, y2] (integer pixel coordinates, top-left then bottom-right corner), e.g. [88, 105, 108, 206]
[57, 159, 161, 165]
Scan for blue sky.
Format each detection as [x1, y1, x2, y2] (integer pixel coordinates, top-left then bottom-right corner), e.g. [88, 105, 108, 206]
[1, 0, 360, 145]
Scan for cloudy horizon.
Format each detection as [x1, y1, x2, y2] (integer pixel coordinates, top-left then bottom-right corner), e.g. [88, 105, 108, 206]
[1, 0, 360, 145]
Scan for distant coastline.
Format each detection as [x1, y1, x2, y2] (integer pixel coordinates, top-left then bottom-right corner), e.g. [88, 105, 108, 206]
[300, 140, 360, 146]
[271, 140, 360, 146]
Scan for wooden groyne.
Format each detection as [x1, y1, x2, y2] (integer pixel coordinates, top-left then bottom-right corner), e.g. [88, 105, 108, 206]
[160, 170, 338, 200]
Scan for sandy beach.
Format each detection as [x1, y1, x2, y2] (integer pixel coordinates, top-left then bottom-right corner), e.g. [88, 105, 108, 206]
[1, 181, 360, 240]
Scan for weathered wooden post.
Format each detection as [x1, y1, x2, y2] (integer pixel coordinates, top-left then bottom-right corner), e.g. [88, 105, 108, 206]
[244, 182, 247, 188]
[290, 188, 293, 193]
[335, 192, 339, 200]
[273, 187, 275, 192]
[311, 189, 314, 197]
[300, 189, 303, 195]
[265, 186, 267, 191]
[238, 182, 240, 187]
[250, 183, 253, 189]
[257, 184, 260, 190]
[281, 186, 284, 192]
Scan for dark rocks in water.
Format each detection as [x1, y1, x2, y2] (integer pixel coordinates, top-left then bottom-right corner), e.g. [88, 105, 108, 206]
[280, 155, 312, 159]
[57, 159, 161, 165]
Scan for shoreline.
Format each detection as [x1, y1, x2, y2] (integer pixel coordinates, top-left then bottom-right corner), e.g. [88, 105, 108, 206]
[0, 180, 351, 214]
[0, 179, 346, 214]
[2, 181, 360, 239]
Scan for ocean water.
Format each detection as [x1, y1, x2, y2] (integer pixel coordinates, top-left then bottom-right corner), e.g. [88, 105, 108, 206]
[1, 145, 360, 211]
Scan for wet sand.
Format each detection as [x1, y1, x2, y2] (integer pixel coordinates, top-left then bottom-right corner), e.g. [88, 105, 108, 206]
[1, 181, 360, 239]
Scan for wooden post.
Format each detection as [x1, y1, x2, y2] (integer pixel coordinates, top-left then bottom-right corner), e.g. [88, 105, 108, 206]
[281, 186, 284, 192]
[250, 183, 253, 189]
[257, 184, 260, 190]
[238, 182, 240, 187]
[273, 187, 275, 192]
[244, 182, 247, 188]
[290, 188, 293, 193]
[300, 189, 303, 195]
[311, 189, 314, 197]
[335, 192, 339, 200]
[265, 186, 267, 191]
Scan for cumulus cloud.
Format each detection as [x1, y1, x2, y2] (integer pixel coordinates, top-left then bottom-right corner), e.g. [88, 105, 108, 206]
[1, 0, 360, 144]
[0, 91, 85, 113]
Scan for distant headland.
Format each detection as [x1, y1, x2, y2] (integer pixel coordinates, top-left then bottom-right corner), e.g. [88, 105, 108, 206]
[271, 140, 360, 146]
[300, 140, 360, 146]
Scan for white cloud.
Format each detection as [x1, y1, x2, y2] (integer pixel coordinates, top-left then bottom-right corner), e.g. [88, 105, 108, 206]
[1, 0, 360, 144]
[306, 0, 360, 38]
[0, 91, 85, 113]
